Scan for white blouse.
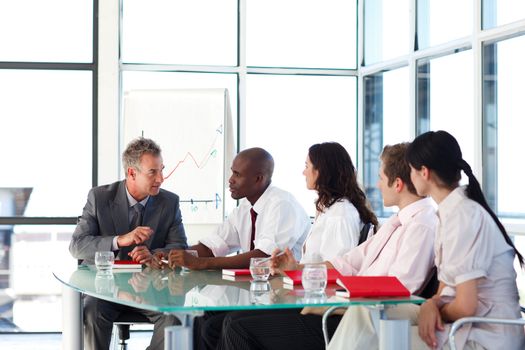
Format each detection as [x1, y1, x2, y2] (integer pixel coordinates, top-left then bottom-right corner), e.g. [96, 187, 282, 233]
[300, 199, 361, 264]
[435, 187, 525, 350]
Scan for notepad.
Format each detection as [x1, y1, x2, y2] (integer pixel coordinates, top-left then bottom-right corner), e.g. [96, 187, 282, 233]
[113, 260, 142, 270]
[335, 276, 410, 298]
[222, 268, 251, 276]
[283, 269, 340, 286]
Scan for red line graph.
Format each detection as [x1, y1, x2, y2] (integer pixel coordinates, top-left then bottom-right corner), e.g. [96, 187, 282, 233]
[163, 125, 222, 180]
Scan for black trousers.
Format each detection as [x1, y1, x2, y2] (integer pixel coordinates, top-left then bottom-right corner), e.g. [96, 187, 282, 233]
[194, 309, 341, 350]
[83, 295, 179, 350]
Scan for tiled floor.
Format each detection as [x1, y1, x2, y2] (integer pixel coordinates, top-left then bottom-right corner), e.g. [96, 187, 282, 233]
[0, 331, 153, 350]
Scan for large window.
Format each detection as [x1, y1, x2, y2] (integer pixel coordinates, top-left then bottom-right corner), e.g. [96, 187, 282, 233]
[0, 0, 95, 333]
[363, 67, 410, 216]
[483, 35, 525, 218]
[245, 74, 357, 216]
[120, 0, 358, 221]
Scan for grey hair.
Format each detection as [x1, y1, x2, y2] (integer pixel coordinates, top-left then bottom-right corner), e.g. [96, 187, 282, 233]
[122, 137, 162, 177]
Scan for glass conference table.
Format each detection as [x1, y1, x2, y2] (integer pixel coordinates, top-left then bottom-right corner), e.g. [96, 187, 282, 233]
[54, 266, 425, 350]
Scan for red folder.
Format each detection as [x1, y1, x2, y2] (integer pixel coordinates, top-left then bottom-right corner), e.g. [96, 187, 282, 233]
[222, 268, 251, 276]
[283, 269, 340, 286]
[335, 276, 410, 298]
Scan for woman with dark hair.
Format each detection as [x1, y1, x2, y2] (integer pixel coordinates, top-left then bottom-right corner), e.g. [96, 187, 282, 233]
[272, 141, 378, 269]
[304, 142, 377, 262]
[407, 130, 524, 349]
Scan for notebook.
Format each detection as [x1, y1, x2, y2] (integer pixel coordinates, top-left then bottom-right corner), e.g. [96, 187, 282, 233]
[222, 268, 251, 276]
[335, 276, 410, 298]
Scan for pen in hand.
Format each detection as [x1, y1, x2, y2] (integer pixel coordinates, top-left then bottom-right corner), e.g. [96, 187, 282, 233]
[258, 250, 286, 264]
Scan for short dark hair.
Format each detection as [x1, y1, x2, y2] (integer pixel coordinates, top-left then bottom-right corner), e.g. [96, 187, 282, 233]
[380, 143, 417, 195]
[122, 137, 162, 176]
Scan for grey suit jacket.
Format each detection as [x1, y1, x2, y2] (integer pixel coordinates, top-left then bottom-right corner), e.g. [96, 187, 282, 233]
[69, 180, 188, 263]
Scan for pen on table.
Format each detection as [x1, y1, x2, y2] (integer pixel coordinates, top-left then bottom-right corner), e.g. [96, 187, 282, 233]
[258, 250, 286, 263]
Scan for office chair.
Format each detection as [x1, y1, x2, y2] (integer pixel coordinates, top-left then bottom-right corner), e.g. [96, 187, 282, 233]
[358, 222, 374, 245]
[112, 312, 151, 350]
[447, 306, 525, 350]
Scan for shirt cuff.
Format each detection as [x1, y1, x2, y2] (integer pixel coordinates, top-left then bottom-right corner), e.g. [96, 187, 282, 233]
[454, 269, 486, 285]
[199, 235, 229, 257]
[254, 238, 278, 256]
[112, 236, 119, 251]
[329, 256, 358, 276]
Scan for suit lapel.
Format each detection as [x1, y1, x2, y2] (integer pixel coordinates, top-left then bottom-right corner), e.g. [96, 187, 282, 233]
[110, 181, 130, 237]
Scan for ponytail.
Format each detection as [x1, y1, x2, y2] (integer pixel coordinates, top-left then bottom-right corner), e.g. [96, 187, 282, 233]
[459, 159, 524, 267]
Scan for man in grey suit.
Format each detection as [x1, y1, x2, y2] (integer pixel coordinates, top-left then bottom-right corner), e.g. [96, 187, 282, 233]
[70, 137, 188, 350]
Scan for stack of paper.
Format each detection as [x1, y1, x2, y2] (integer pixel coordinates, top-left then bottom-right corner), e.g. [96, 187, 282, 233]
[112, 260, 143, 272]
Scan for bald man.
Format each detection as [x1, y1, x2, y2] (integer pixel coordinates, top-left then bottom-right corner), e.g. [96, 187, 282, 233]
[163, 147, 310, 270]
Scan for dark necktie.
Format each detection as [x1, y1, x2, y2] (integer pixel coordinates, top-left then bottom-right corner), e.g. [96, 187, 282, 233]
[129, 203, 144, 231]
[250, 208, 257, 250]
[119, 203, 144, 260]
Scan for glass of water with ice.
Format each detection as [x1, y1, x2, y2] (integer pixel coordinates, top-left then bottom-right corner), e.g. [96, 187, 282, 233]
[249, 257, 271, 281]
[95, 251, 114, 271]
[301, 263, 327, 294]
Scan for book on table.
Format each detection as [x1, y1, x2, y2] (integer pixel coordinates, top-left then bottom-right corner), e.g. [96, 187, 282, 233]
[283, 269, 340, 286]
[222, 268, 251, 276]
[112, 260, 143, 271]
[335, 276, 410, 298]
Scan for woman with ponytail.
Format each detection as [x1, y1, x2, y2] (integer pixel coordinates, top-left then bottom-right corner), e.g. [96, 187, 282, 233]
[407, 130, 524, 349]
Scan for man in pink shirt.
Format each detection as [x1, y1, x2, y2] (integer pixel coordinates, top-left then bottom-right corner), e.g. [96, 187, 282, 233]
[220, 143, 439, 350]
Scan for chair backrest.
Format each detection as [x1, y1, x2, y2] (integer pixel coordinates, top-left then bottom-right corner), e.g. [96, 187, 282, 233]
[358, 222, 373, 245]
[416, 266, 439, 299]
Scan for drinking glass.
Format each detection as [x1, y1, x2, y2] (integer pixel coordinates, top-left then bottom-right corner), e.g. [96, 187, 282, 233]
[249, 281, 272, 304]
[301, 263, 327, 294]
[95, 251, 115, 271]
[249, 257, 271, 281]
[95, 271, 115, 294]
[181, 250, 199, 272]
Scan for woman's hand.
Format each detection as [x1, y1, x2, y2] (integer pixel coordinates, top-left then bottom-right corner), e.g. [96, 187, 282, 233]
[270, 248, 298, 275]
[418, 298, 444, 349]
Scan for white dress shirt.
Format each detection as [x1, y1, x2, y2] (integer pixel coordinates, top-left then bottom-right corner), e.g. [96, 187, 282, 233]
[199, 185, 311, 260]
[300, 199, 361, 264]
[329, 197, 438, 294]
[434, 186, 525, 350]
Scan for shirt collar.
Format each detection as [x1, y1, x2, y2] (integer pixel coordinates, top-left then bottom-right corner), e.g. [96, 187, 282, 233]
[397, 197, 436, 226]
[125, 185, 149, 208]
[437, 186, 466, 220]
[252, 185, 274, 214]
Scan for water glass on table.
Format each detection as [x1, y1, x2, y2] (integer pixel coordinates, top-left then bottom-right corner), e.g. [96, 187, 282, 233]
[95, 251, 114, 271]
[249, 257, 271, 281]
[302, 263, 327, 294]
[181, 250, 199, 272]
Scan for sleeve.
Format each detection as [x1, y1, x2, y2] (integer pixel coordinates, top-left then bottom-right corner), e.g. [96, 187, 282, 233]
[69, 189, 115, 263]
[199, 207, 242, 257]
[387, 221, 436, 294]
[254, 200, 307, 257]
[439, 205, 492, 285]
[319, 212, 360, 262]
[160, 197, 188, 251]
[329, 242, 366, 276]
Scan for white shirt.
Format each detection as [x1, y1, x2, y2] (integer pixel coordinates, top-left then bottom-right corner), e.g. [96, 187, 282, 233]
[330, 197, 438, 294]
[300, 199, 361, 264]
[434, 186, 524, 350]
[199, 186, 311, 260]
